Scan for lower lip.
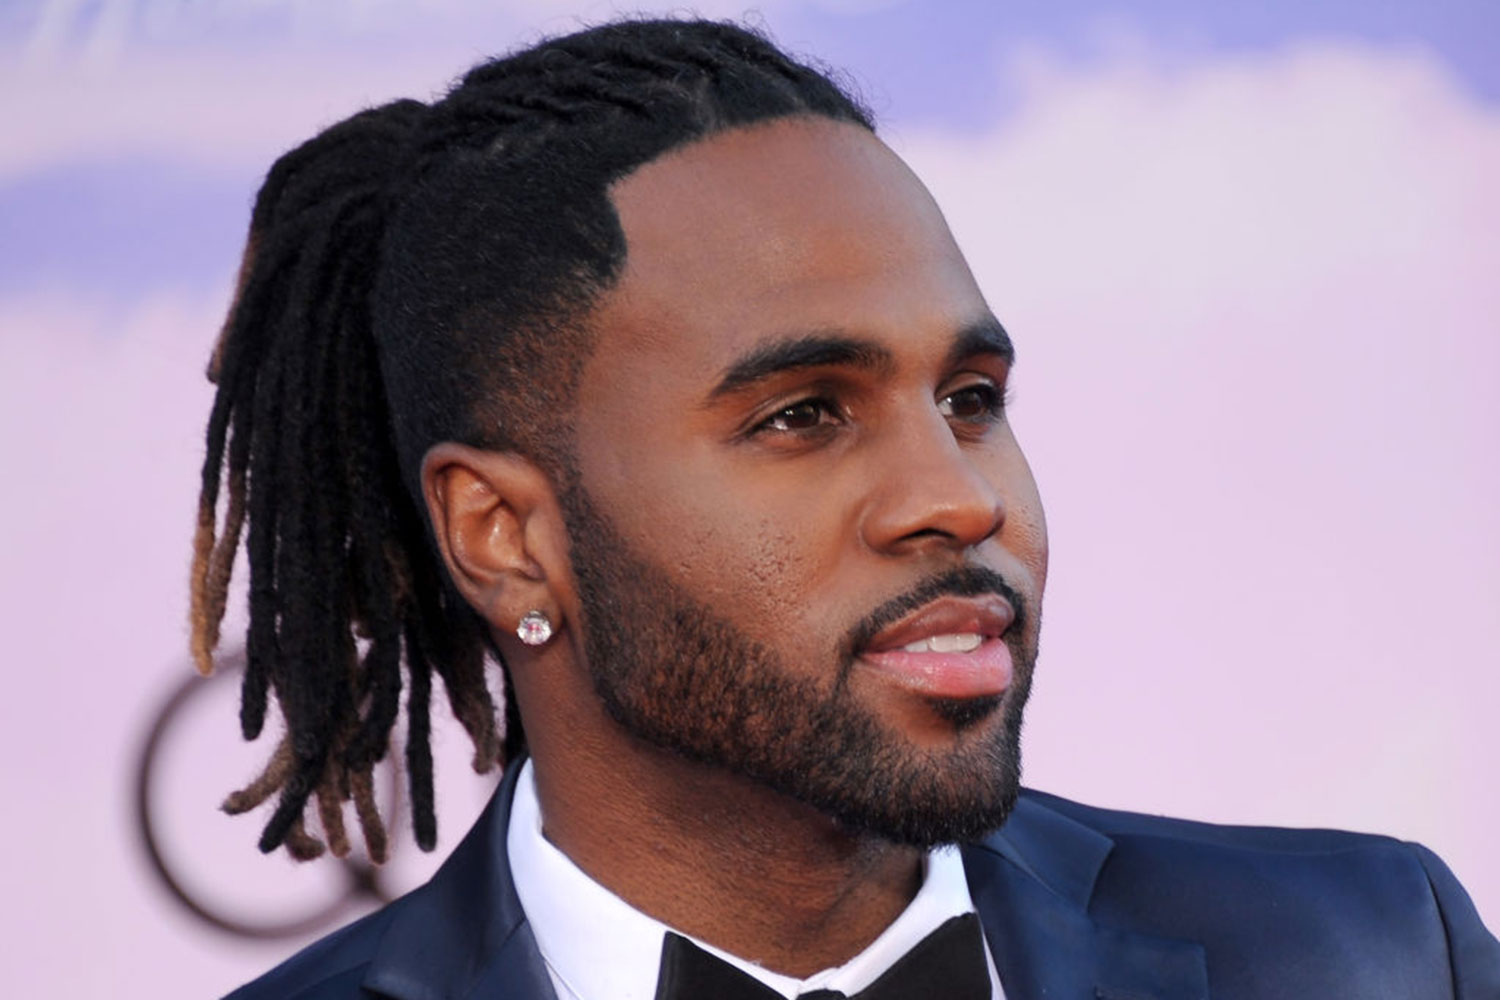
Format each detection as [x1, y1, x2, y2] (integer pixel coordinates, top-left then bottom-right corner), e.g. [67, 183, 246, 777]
[856, 637, 1014, 700]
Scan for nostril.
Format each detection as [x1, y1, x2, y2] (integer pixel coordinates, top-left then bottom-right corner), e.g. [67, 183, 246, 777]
[899, 526, 955, 544]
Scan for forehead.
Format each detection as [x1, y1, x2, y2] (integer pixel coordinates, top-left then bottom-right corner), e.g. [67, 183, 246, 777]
[591, 116, 987, 377]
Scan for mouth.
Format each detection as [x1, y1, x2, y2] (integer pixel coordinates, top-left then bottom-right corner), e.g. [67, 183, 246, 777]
[854, 594, 1015, 701]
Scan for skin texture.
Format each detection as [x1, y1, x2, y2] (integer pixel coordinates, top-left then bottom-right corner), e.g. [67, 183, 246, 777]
[423, 116, 1049, 976]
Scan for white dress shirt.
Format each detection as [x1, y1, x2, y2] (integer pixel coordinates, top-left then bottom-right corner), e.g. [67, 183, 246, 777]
[508, 760, 1005, 1000]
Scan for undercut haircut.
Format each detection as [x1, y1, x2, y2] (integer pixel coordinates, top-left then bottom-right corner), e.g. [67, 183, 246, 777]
[189, 18, 873, 860]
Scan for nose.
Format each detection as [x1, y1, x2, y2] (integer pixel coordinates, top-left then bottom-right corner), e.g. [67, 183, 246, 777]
[860, 409, 1006, 556]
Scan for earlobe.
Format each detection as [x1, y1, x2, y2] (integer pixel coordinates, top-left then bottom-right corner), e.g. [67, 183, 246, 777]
[420, 442, 562, 636]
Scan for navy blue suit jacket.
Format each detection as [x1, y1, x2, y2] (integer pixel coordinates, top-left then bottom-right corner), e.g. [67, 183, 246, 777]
[226, 764, 1499, 999]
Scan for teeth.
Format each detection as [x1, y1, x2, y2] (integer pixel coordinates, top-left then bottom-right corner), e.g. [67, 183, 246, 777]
[901, 633, 983, 654]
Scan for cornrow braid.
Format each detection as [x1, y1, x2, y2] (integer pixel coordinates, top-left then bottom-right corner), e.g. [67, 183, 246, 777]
[192, 18, 873, 859]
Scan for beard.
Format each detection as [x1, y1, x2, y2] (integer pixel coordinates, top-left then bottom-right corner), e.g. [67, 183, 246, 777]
[557, 483, 1036, 849]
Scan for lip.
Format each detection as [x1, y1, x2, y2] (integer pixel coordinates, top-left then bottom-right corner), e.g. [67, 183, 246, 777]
[855, 595, 1016, 700]
[861, 595, 1015, 653]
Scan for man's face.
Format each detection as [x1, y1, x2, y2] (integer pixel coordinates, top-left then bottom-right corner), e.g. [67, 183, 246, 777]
[562, 116, 1048, 846]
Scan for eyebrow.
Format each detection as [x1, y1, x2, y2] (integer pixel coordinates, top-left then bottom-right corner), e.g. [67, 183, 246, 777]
[945, 315, 1014, 370]
[706, 314, 1015, 402]
[706, 332, 895, 401]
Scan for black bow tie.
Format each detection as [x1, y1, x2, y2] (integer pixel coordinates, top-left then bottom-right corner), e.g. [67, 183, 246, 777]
[653, 912, 991, 1000]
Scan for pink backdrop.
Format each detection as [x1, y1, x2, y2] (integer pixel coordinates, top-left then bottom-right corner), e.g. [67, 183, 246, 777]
[1, 3, 1495, 996]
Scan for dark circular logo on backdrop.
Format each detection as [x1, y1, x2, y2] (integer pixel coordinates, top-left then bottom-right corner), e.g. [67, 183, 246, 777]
[134, 651, 393, 939]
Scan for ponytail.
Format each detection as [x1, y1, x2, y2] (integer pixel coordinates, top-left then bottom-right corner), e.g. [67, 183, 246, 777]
[191, 99, 501, 860]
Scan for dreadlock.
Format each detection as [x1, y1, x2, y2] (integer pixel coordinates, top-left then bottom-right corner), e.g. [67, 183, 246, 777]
[191, 18, 873, 860]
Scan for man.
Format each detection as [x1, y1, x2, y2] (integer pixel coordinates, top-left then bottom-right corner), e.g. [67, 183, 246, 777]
[194, 18, 1498, 1000]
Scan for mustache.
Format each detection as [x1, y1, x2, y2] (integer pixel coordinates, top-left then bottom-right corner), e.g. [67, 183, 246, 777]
[841, 565, 1027, 661]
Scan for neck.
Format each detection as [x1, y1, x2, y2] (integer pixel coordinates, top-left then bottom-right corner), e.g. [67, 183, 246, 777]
[525, 716, 923, 977]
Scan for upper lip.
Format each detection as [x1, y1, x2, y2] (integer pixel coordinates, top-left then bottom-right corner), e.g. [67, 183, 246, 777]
[860, 595, 1015, 654]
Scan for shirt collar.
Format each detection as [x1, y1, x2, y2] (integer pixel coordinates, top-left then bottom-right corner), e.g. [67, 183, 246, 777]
[508, 759, 990, 1000]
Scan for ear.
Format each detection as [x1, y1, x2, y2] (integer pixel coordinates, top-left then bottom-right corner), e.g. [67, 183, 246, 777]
[420, 442, 569, 641]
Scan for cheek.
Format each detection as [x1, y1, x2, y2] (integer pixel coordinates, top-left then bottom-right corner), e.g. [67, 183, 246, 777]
[583, 442, 837, 626]
[669, 501, 835, 633]
[1007, 484, 1048, 572]
[1004, 512, 1049, 612]
[999, 449, 1049, 599]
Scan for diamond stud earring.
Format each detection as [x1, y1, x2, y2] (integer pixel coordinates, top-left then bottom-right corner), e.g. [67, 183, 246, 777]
[516, 611, 554, 646]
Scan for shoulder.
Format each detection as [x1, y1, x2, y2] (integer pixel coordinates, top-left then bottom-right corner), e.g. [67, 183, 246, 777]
[996, 789, 1500, 996]
[220, 892, 412, 1000]
[1011, 786, 1453, 906]
[1017, 786, 1408, 853]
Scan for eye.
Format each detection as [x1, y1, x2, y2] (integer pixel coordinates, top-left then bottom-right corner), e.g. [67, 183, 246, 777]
[938, 380, 1008, 424]
[753, 397, 842, 435]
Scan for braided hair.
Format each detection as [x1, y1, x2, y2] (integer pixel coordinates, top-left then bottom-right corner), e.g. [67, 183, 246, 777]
[190, 19, 873, 861]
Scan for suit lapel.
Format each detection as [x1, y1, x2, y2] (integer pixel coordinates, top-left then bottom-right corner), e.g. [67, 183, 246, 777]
[361, 762, 556, 1000]
[964, 794, 1209, 1000]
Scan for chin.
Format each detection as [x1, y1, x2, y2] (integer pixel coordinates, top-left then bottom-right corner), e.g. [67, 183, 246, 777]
[923, 693, 1005, 731]
[816, 668, 1035, 848]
